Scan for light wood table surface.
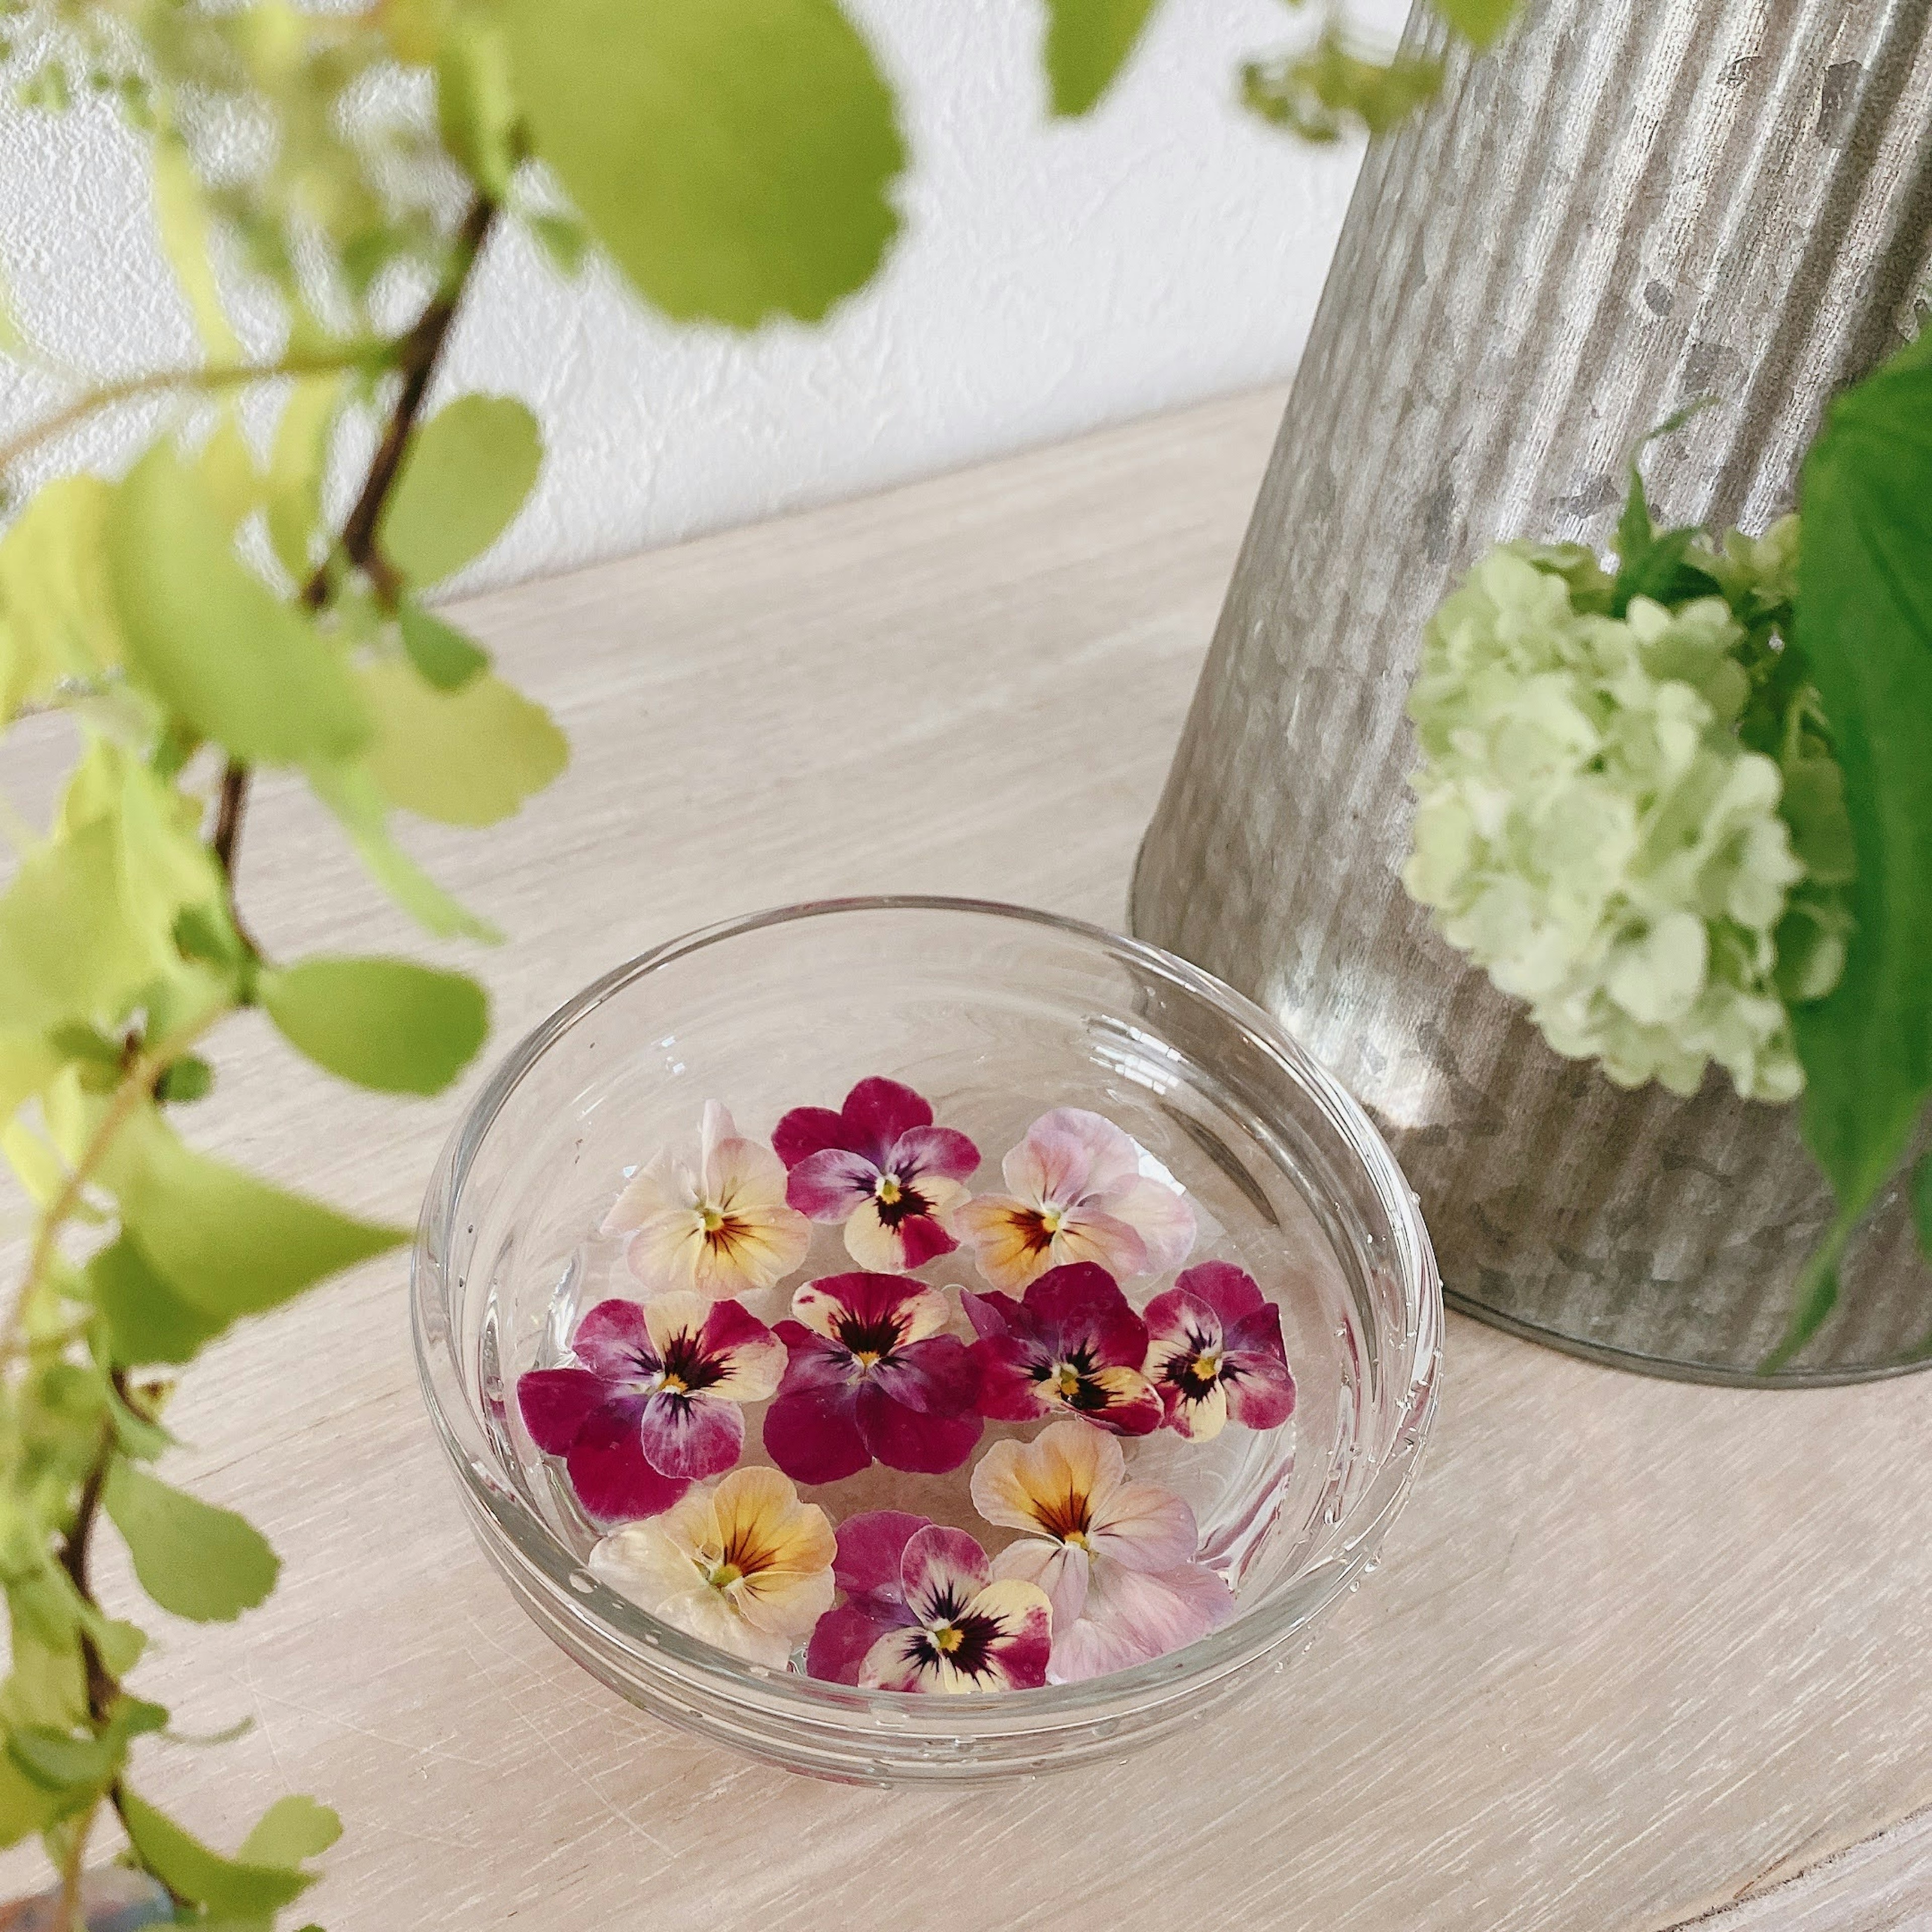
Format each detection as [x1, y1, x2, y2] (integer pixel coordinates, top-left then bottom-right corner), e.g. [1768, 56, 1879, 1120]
[8, 387, 1932, 1930]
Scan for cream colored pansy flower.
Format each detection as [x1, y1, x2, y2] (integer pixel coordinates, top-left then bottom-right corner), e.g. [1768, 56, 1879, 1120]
[605, 1101, 813, 1300]
[589, 1466, 835, 1669]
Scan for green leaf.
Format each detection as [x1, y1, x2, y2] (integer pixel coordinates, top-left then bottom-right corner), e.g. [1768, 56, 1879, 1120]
[239, 1795, 342, 1868]
[500, 0, 904, 327]
[1042, 0, 1160, 116]
[152, 137, 240, 361]
[199, 412, 261, 530]
[155, 1054, 215, 1103]
[399, 600, 489, 691]
[361, 660, 566, 828]
[437, 19, 517, 199]
[112, 1111, 408, 1320]
[107, 442, 370, 765]
[260, 957, 488, 1096]
[529, 211, 590, 279]
[87, 1236, 227, 1368]
[104, 1462, 280, 1623]
[6, 1723, 122, 1792]
[1913, 1151, 1932, 1263]
[0, 1749, 61, 1848]
[0, 820, 155, 1031]
[0, 474, 122, 723]
[119, 1790, 313, 1916]
[307, 762, 501, 942]
[1790, 348, 1932, 1231]
[267, 374, 346, 585]
[378, 395, 542, 589]
[1431, 0, 1520, 48]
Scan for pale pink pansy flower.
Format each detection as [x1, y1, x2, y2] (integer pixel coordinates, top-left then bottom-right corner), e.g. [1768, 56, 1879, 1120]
[588, 1465, 835, 1670]
[1144, 1261, 1297, 1441]
[773, 1077, 981, 1271]
[805, 1512, 1052, 1694]
[951, 1108, 1195, 1294]
[972, 1418, 1233, 1683]
[604, 1101, 813, 1300]
[516, 1294, 784, 1521]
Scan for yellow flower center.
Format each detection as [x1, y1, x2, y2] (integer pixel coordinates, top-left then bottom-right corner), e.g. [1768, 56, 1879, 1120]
[699, 1204, 727, 1234]
[1039, 1209, 1064, 1235]
[703, 1560, 744, 1592]
[933, 1622, 965, 1653]
[1063, 1530, 1090, 1550]
[1050, 1363, 1082, 1400]
[1191, 1351, 1223, 1383]
[853, 1349, 882, 1370]
[659, 1372, 689, 1396]
[876, 1174, 903, 1205]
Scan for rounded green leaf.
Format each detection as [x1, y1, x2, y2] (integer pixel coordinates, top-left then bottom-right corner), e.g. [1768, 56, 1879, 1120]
[399, 599, 490, 691]
[261, 956, 488, 1096]
[378, 394, 542, 588]
[87, 1235, 227, 1367]
[361, 660, 567, 828]
[1043, 0, 1161, 116]
[119, 1789, 312, 1917]
[240, 1795, 343, 1868]
[104, 1463, 279, 1624]
[500, 0, 905, 327]
[107, 443, 369, 765]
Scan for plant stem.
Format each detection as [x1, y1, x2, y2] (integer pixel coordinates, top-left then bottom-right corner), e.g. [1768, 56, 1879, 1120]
[57, 1794, 99, 1932]
[0, 339, 395, 476]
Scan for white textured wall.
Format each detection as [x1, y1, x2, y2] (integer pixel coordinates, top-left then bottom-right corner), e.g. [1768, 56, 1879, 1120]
[1, 0, 1381, 592]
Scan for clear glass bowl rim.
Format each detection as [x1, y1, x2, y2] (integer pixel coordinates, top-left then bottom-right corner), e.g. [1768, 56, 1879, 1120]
[411, 894, 1443, 1728]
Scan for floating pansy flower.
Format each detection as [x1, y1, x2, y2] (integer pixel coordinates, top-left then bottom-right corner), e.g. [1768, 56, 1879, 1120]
[804, 1511, 1053, 1694]
[762, 1273, 984, 1485]
[1144, 1262, 1297, 1441]
[964, 1261, 1162, 1436]
[773, 1077, 981, 1271]
[604, 1101, 812, 1301]
[951, 1108, 1195, 1293]
[516, 1295, 784, 1521]
[589, 1466, 835, 1669]
[974, 1418, 1233, 1683]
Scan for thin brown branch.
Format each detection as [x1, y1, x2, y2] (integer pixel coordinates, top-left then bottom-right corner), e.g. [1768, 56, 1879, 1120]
[0, 339, 394, 477]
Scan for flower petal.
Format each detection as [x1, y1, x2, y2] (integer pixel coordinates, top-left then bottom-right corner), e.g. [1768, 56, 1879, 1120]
[571, 1297, 653, 1379]
[1161, 1377, 1230, 1441]
[959, 1289, 1020, 1341]
[970, 1333, 1053, 1424]
[638, 1290, 709, 1364]
[1028, 1107, 1142, 1194]
[830, 1509, 929, 1606]
[805, 1602, 897, 1685]
[990, 1534, 1090, 1632]
[601, 1148, 688, 1234]
[856, 1625, 944, 1693]
[694, 1209, 813, 1301]
[839, 1076, 933, 1161]
[771, 1104, 851, 1169]
[1172, 1260, 1267, 1329]
[1097, 1175, 1196, 1274]
[698, 1100, 741, 1176]
[762, 1381, 871, 1485]
[1048, 1560, 1229, 1682]
[1144, 1286, 1226, 1359]
[962, 1578, 1054, 1690]
[840, 1194, 960, 1272]
[1069, 1364, 1164, 1436]
[855, 1380, 984, 1474]
[1000, 1123, 1093, 1212]
[712, 1467, 836, 1636]
[565, 1398, 690, 1521]
[695, 1298, 787, 1402]
[515, 1367, 606, 1455]
[786, 1147, 882, 1221]
[624, 1212, 708, 1296]
[951, 1194, 1057, 1293]
[1221, 1349, 1296, 1432]
[1045, 1206, 1149, 1281]
[791, 1272, 953, 1348]
[890, 1125, 980, 1185]
[898, 1523, 992, 1625]
[1090, 1478, 1198, 1573]
[589, 1517, 702, 1609]
[1020, 1262, 1148, 1370]
[638, 1390, 745, 1480]
[868, 1333, 980, 1416]
[970, 1418, 1121, 1539]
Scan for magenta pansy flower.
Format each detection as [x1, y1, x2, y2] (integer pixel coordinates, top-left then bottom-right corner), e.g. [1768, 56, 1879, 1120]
[805, 1511, 1052, 1694]
[1144, 1262, 1297, 1440]
[762, 1273, 984, 1485]
[951, 1107, 1195, 1293]
[773, 1077, 981, 1271]
[516, 1294, 784, 1521]
[974, 1420, 1234, 1683]
[964, 1261, 1162, 1436]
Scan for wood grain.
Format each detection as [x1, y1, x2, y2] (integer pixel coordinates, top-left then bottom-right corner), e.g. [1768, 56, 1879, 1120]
[5, 387, 1932, 1930]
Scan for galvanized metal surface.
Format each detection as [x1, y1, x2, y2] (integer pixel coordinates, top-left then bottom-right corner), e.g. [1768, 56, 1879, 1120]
[1133, 0, 1932, 1382]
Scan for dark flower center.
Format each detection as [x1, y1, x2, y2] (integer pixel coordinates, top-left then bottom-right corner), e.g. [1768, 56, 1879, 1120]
[872, 1171, 933, 1230]
[1029, 1486, 1094, 1545]
[1158, 1329, 1226, 1403]
[907, 1607, 1004, 1680]
[1010, 1208, 1060, 1256]
[645, 1332, 727, 1399]
[1031, 1344, 1111, 1413]
[833, 1310, 907, 1369]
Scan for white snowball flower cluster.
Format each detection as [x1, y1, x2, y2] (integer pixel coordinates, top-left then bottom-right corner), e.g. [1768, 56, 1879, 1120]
[1403, 541, 1823, 1102]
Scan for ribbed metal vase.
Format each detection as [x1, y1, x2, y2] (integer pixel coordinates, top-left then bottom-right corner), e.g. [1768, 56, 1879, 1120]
[1133, 0, 1932, 1384]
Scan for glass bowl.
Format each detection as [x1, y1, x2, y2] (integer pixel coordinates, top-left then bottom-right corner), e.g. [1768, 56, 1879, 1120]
[412, 897, 1440, 1784]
